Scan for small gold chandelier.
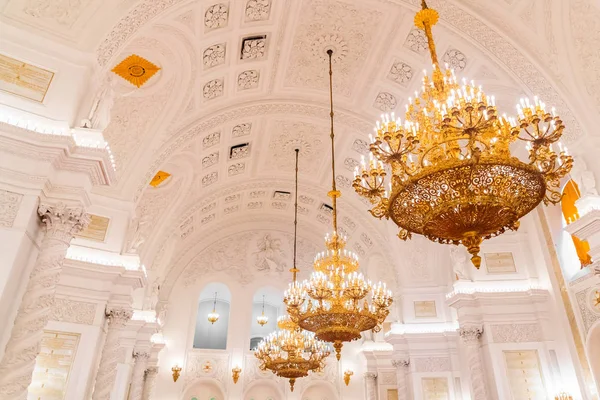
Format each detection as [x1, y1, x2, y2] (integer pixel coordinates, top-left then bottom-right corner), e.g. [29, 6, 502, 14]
[255, 149, 331, 392]
[353, 1, 573, 268]
[284, 50, 393, 361]
[257, 295, 269, 326]
[207, 292, 219, 324]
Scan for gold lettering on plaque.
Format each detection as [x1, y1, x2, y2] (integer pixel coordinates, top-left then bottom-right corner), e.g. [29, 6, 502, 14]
[503, 350, 546, 400]
[422, 377, 449, 400]
[414, 300, 437, 318]
[75, 214, 110, 242]
[0, 54, 54, 102]
[484, 252, 516, 274]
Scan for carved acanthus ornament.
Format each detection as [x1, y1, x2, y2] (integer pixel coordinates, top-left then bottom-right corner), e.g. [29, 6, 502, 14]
[0, 203, 88, 400]
[92, 307, 133, 400]
[364, 372, 378, 400]
[459, 325, 489, 400]
[142, 367, 159, 400]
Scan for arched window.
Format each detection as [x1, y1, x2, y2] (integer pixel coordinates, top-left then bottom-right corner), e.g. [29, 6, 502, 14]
[562, 180, 592, 268]
[249, 287, 282, 350]
[193, 283, 231, 350]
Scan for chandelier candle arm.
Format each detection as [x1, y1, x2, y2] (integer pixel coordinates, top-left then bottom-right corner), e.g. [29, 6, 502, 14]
[352, 2, 573, 268]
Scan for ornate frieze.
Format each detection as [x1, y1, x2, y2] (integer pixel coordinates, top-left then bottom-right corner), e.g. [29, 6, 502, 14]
[50, 298, 97, 325]
[414, 357, 451, 373]
[0, 189, 23, 228]
[490, 323, 542, 343]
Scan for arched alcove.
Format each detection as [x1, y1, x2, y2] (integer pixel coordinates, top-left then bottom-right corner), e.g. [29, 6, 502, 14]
[249, 287, 283, 350]
[182, 378, 225, 400]
[193, 283, 232, 350]
[587, 320, 600, 391]
[243, 380, 284, 400]
[301, 381, 339, 400]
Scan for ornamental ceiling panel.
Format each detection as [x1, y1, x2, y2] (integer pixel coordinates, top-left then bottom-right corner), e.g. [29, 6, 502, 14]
[283, 0, 385, 97]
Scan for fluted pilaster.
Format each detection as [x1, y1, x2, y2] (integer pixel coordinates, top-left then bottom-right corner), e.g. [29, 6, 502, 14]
[129, 351, 150, 400]
[459, 325, 489, 400]
[364, 372, 378, 400]
[0, 203, 88, 400]
[142, 367, 158, 400]
[391, 359, 410, 400]
[92, 307, 133, 400]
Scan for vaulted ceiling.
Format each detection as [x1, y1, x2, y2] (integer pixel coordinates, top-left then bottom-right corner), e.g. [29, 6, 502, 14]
[1, 0, 597, 293]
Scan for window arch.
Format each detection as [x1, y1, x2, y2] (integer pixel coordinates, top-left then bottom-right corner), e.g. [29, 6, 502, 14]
[193, 283, 231, 350]
[249, 287, 283, 350]
[562, 180, 592, 268]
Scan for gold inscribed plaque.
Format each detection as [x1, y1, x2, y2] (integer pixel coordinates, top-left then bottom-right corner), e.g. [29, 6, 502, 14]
[28, 330, 80, 400]
[0, 54, 54, 102]
[75, 214, 109, 242]
[387, 389, 399, 400]
[503, 350, 546, 400]
[112, 54, 160, 88]
[484, 252, 516, 274]
[414, 300, 437, 318]
[422, 377, 449, 400]
[150, 170, 171, 187]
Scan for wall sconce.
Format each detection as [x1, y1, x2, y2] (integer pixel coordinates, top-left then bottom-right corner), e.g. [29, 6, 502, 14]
[172, 365, 182, 382]
[232, 366, 242, 384]
[555, 392, 573, 400]
[343, 370, 353, 386]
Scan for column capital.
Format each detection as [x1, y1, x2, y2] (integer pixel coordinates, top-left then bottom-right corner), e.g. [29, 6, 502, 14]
[364, 372, 377, 379]
[459, 325, 484, 344]
[145, 366, 159, 376]
[392, 358, 410, 369]
[133, 351, 151, 361]
[106, 306, 133, 327]
[38, 202, 89, 242]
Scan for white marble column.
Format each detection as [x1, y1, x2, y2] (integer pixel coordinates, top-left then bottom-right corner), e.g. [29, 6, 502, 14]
[391, 359, 410, 400]
[92, 307, 133, 400]
[0, 203, 88, 400]
[129, 351, 150, 400]
[364, 372, 378, 400]
[142, 367, 158, 400]
[459, 326, 489, 400]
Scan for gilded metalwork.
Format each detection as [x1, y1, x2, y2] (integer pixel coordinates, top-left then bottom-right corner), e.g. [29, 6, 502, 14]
[111, 54, 160, 88]
[255, 150, 330, 391]
[149, 170, 171, 187]
[353, 1, 573, 268]
[284, 50, 393, 361]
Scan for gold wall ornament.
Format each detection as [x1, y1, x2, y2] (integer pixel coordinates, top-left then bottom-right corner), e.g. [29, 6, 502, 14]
[352, 1, 573, 269]
[344, 370, 353, 386]
[111, 54, 160, 88]
[171, 365, 182, 382]
[257, 295, 269, 326]
[149, 170, 171, 187]
[232, 366, 241, 384]
[284, 50, 393, 361]
[255, 149, 331, 392]
[74, 214, 110, 242]
[555, 392, 573, 400]
[594, 290, 600, 308]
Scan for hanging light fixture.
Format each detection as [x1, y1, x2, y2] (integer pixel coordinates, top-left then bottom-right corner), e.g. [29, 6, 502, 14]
[352, 0, 573, 268]
[257, 295, 269, 326]
[284, 50, 393, 361]
[207, 292, 219, 324]
[254, 149, 331, 392]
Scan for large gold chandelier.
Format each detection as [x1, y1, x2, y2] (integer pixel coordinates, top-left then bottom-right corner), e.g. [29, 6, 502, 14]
[284, 50, 393, 361]
[352, 1, 573, 268]
[254, 149, 330, 392]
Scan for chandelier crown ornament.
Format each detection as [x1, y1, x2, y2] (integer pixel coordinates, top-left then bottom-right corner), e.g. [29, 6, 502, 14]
[352, 1, 573, 268]
[254, 149, 331, 392]
[207, 292, 219, 324]
[257, 295, 269, 326]
[284, 49, 393, 361]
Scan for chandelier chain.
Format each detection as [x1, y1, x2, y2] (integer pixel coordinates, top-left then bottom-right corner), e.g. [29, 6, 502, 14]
[292, 148, 300, 281]
[327, 49, 339, 234]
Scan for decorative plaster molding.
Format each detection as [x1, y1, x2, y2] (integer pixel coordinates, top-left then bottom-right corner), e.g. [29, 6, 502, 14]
[378, 371, 396, 385]
[490, 323, 543, 343]
[414, 357, 451, 373]
[50, 298, 97, 325]
[459, 325, 483, 344]
[0, 189, 23, 227]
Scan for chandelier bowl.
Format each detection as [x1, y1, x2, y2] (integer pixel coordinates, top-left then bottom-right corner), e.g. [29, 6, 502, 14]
[387, 157, 546, 266]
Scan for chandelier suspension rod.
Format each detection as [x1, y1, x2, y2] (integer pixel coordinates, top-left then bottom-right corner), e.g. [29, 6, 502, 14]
[213, 292, 217, 310]
[326, 49, 339, 234]
[420, 0, 439, 68]
[291, 148, 300, 282]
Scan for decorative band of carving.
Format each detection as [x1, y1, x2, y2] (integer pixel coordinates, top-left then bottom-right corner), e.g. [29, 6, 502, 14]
[391, 359, 410, 369]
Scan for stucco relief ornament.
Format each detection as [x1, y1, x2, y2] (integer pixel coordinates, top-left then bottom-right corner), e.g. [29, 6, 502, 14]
[203, 44, 226, 68]
[125, 215, 150, 254]
[388, 61, 414, 85]
[449, 246, 470, 280]
[443, 48, 467, 71]
[374, 92, 397, 112]
[459, 325, 484, 344]
[238, 70, 260, 90]
[81, 75, 119, 129]
[39, 203, 90, 242]
[203, 79, 224, 100]
[253, 234, 287, 272]
[204, 3, 228, 29]
[245, 0, 271, 21]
